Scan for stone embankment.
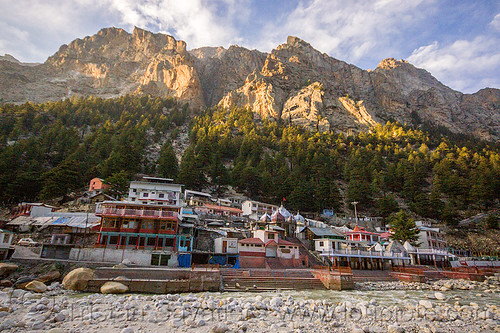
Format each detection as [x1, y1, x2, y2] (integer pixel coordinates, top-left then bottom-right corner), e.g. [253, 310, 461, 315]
[0, 274, 498, 332]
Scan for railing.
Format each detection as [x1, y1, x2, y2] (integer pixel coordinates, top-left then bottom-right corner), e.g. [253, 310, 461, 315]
[313, 265, 352, 275]
[409, 248, 450, 256]
[392, 266, 424, 275]
[191, 264, 219, 271]
[321, 249, 409, 258]
[444, 267, 480, 273]
[96, 207, 178, 219]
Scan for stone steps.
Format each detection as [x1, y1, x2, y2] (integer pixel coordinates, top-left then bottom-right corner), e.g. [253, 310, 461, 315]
[222, 276, 326, 291]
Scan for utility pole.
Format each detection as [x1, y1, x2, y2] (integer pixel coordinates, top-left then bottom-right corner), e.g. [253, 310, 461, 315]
[351, 201, 359, 227]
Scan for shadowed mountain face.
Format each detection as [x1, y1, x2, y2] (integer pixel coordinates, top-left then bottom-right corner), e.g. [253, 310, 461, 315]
[1, 29, 499, 140]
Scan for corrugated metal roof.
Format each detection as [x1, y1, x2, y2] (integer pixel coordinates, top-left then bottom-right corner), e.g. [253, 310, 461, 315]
[7, 216, 34, 225]
[306, 227, 344, 237]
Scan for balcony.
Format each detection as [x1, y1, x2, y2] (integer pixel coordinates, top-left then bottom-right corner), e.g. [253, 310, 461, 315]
[320, 249, 410, 260]
[96, 207, 178, 220]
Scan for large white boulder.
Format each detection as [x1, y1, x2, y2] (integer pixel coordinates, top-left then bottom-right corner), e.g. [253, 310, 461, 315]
[62, 268, 94, 291]
[100, 281, 129, 294]
[25, 280, 48, 293]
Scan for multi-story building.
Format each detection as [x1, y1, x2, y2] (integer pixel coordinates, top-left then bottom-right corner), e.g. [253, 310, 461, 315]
[127, 177, 183, 206]
[225, 195, 247, 209]
[184, 189, 212, 206]
[95, 201, 181, 251]
[242, 200, 279, 220]
[402, 221, 449, 267]
[415, 221, 447, 250]
[95, 177, 190, 253]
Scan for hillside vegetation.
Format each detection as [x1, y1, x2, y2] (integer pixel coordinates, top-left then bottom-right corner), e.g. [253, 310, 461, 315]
[1, 96, 499, 230]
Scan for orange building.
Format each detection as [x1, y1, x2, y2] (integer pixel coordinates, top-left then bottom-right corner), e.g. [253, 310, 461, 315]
[88, 178, 109, 194]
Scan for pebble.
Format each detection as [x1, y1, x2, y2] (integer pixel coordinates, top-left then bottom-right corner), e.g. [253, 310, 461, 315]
[0, 275, 497, 332]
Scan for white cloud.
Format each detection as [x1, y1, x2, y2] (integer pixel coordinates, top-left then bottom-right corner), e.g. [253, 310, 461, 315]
[0, 0, 246, 62]
[491, 13, 500, 30]
[104, 0, 245, 48]
[257, 0, 434, 63]
[408, 35, 500, 93]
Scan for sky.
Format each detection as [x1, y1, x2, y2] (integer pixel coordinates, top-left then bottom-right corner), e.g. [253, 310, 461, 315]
[0, 0, 498, 93]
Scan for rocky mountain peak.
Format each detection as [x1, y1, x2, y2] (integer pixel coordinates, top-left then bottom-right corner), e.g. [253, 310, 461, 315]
[376, 58, 409, 70]
[0, 54, 22, 64]
[0, 27, 498, 141]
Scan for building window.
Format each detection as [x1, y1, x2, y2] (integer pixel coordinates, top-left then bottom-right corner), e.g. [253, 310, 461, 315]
[319, 241, 324, 247]
[126, 219, 139, 229]
[143, 192, 149, 198]
[147, 238, 156, 247]
[159, 193, 165, 198]
[128, 236, 138, 245]
[141, 220, 155, 230]
[109, 236, 119, 245]
[103, 218, 119, 228]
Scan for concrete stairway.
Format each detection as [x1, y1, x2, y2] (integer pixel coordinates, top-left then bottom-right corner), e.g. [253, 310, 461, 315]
[351, 269, 397, 282]
[285, 237, 325, 266]
[265, 258, 286, 270]
[220, 269, 326, 291]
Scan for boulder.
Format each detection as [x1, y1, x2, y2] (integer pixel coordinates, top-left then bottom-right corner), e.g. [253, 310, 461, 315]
[419, 300, 433, 309]
[434, 292, 446, 300]
[100, 281, 129, 294]
[0, 279, 12, 287]
[113, 276, 129, 281]
[37, 271, 61, 284]
[62, 268, 94, 291]
[0, 263, 18, 277]
[14, 276, 36, 289]
[25, 280, 48, 293]
[388, 324, 405, 333]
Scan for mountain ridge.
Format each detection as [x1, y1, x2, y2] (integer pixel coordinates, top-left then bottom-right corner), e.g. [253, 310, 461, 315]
[0, 27, 499, 141]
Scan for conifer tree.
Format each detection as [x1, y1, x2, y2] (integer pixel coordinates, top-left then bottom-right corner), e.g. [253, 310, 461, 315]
[388, 210, 420, 245]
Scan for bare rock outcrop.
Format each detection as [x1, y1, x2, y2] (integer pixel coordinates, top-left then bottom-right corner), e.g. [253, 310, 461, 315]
[1, 28, 499, 141]
[0, 27, 204, 108]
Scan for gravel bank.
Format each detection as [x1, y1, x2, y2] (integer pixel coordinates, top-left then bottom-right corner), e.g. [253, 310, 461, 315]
[0, 276, 498, 332]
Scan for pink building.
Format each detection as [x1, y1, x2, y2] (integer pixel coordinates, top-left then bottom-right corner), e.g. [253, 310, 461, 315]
[237, 229, 304, 268]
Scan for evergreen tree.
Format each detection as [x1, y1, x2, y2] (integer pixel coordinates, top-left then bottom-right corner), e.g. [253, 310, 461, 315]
[104, 171, 130, 199]
[388, 210, 420, 246]
[157, 141, 178, 179]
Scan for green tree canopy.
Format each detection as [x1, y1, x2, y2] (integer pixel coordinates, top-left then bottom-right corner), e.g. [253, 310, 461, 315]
[388, 210, 420, 246]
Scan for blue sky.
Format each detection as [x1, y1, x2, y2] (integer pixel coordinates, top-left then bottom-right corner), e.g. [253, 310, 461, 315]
[0, 0, 498, 93]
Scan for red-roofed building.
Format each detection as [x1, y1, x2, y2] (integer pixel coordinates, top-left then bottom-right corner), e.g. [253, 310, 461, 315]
[345, 225, 382, 244]
[238, 228, 302, 268]
[200, 204, 243, 217]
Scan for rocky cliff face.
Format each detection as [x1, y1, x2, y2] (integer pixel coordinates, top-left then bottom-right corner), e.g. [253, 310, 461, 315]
[0, 27, 204, 108]
[1, 29, 499, 141]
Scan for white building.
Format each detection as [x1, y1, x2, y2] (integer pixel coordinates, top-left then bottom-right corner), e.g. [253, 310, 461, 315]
[415, 221, 447, 250]
[184, 190, 212, 206]
[314, 238, 342, 253]
[0, 229, 13, 260]
[127, 177, 183, 206]
[214, 237, 239, 254]
[241, 200, 279, 220]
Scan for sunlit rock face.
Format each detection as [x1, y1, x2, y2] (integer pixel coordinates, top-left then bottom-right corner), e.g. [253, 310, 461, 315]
[1, 29, 498, 141]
